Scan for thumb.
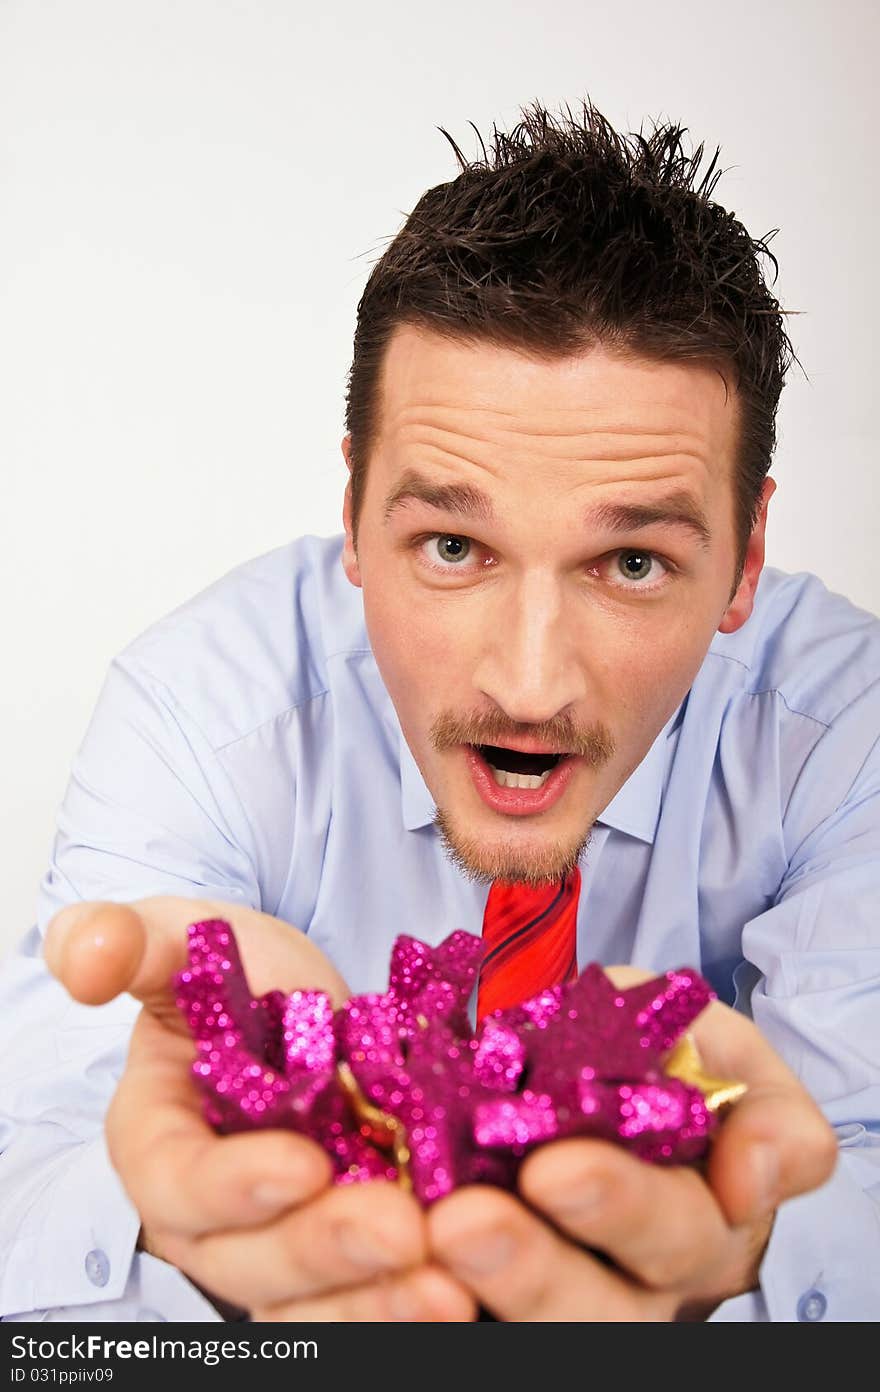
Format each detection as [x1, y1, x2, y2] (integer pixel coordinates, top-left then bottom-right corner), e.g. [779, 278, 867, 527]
[44, 898, 209, 1028]
[706, 1078, 839, 1228]
[689, 999, 839, 1226]
[43, 896, 351, 1030]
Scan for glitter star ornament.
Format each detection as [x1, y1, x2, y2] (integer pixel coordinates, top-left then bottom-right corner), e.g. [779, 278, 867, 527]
[174, 919, 746, 1204]
[471, 965, 725, 1163]
[174, 919, 395, 1182]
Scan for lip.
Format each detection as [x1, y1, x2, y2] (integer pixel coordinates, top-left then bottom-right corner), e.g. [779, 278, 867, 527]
[464, 744, 580, 817]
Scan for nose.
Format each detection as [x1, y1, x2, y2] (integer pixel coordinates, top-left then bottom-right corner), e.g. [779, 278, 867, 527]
[472, 570, 589, 726]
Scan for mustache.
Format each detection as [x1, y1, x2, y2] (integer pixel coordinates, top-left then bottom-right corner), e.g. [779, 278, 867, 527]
[430, 711, 615, 765]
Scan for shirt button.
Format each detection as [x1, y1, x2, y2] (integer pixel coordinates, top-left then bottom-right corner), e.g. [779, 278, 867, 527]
[84, 1249, 110, 1288]
[137, 1309, 167, 1322]
[797, 1289, 827, 1322]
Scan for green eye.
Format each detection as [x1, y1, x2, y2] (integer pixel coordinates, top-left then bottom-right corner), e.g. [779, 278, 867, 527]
[435, 535, 471, 564]
[618, 552, 653, 581]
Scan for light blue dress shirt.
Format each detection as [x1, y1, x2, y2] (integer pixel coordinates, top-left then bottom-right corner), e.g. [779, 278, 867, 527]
[1, 533, 878, 1323]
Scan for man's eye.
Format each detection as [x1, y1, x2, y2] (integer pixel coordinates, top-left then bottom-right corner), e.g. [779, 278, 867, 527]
[428, 531, 470, 565]
[585, 549, 672, 593]
[616, 551, 658, 582]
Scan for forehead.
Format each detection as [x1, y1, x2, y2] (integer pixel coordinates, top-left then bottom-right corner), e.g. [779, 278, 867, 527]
[374, 323, 738, 472]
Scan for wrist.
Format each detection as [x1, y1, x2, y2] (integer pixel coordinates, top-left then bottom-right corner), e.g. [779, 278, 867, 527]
[136, 1224, 250, 1321]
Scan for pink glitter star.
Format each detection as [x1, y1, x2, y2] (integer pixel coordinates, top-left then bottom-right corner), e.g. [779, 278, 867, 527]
[175, 919, 395, 1181]
[175, 920, 728, 1202]
[473, 965, 716, 1162]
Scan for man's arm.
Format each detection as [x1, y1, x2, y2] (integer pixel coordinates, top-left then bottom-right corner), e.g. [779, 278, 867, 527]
[2, 656, 469, 1326]
[721, 692, 880, 1322]
[0, 652, 261, 1320]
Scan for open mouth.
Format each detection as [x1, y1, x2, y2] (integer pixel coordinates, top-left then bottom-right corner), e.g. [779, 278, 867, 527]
[472, 743, 568, 790]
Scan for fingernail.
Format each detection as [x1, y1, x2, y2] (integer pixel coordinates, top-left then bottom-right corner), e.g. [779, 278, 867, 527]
[453, 1232, 514, 1276]
[751, 1144, 780, 1209]
[335, 1220, 400, 1271]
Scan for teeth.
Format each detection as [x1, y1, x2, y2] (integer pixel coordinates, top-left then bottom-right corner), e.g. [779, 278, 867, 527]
[488, 764, 555, 790]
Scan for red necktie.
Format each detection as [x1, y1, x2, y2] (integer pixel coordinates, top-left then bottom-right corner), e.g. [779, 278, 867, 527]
[476, 866, 581, 1022]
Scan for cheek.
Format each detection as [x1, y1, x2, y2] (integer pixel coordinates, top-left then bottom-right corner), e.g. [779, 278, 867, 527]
[595, 612, 712, 716]
[366, 573, 466, 655]
[361, 586, 463, 712]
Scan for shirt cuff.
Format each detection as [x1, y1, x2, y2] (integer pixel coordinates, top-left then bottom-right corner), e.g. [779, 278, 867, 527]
[0, 1128, 225, 1322]
[757, 1155, 880, 1321]
[2, 1254, 223, 1323]
[1, 1130, 141, 1317]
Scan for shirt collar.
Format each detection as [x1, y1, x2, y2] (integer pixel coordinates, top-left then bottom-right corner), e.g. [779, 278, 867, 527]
[593, 699, 685, 843]
[396, 695, 686, 844]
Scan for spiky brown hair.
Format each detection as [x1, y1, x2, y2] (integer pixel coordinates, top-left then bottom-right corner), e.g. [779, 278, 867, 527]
[344, 98, 799, 584]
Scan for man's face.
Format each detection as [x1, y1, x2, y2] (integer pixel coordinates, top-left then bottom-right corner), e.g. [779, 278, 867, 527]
[342, 325, 773, 887]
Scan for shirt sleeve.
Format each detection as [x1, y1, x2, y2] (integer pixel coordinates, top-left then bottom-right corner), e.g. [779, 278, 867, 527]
[712, 680, 880, 1322]
[0, 652, 262, 1320]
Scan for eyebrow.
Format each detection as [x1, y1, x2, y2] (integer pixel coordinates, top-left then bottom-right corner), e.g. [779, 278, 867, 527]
[383, 468, 713, 550]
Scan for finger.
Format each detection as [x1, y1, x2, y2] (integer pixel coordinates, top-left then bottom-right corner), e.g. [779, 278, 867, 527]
[680, 997, 838, 1225]
[165, 1179, 429, 1310]
[428, 1185, 646, 1321]
[518, 1137, 730, 1290]
[705, 1079, 838, 1227]
[611, 967, 839, 1228]
[44, 895, 349, 1023]
[256, 1264, 477, 1323]
[107, 1009, 333, 1234]
[44, 901, 155, 1008]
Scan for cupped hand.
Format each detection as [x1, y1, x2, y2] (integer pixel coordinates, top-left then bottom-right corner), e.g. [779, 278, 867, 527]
[427, 965, 838, 1320]
[44, 897, 476, 1322]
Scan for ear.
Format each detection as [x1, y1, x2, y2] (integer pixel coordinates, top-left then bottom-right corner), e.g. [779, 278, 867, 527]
[717, 477, 776, 634]
[341, 433, 353, 477]
[340, 434, 362, 589]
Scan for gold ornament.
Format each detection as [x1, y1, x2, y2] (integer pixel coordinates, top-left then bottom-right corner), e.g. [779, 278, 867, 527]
[664, 1033, 748, 1113]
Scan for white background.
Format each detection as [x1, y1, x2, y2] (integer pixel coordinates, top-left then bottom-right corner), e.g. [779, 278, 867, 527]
[1, 0, 877, 957]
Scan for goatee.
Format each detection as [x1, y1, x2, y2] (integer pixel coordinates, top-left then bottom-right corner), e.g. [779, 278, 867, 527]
[431, 804, 593, 889]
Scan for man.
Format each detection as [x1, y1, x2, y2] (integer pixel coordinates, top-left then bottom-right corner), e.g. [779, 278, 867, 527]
[0, 100, 876, 1322]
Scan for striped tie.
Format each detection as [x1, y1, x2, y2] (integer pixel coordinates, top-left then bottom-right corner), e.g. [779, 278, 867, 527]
[476, 866, 581, 1022]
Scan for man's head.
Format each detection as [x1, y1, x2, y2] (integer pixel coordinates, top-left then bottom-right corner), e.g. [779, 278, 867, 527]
[339, 100, 794, 887]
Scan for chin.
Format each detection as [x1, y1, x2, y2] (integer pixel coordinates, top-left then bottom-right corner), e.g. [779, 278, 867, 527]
[431, 804, 593, 889]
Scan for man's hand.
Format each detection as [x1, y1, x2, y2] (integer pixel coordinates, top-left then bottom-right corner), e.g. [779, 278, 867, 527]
[427, 966, 838, 1320]
[44, 898, 476, 1322]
